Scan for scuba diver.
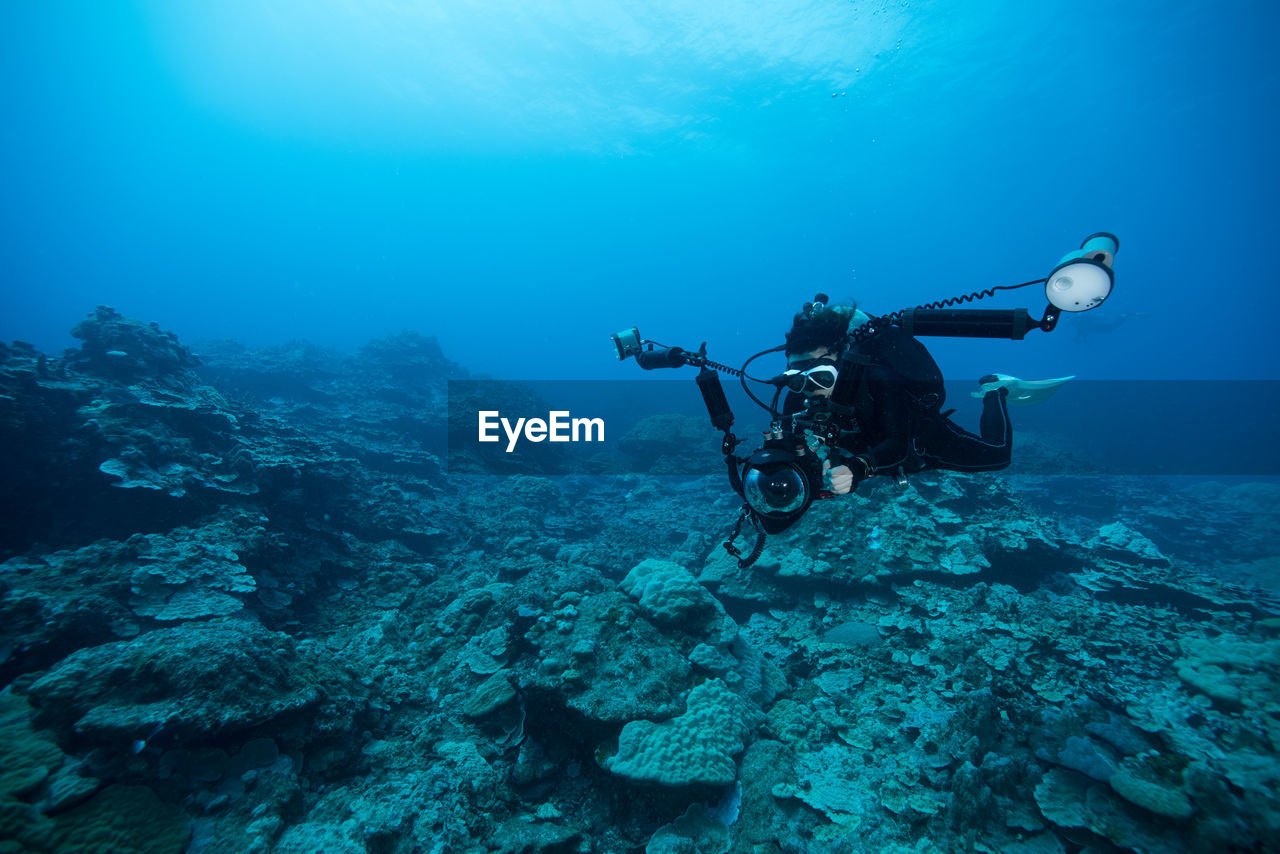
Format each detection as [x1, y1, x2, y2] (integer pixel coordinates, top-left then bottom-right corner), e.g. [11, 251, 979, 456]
[780, 301, 1016, 498]
[613, 232, 1119, 567]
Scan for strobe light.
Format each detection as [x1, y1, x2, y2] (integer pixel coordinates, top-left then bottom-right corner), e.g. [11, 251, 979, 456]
[1045, 232, 1119, 312]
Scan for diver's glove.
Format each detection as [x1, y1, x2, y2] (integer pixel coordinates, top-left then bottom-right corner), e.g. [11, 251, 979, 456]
[822, 460, 856, 495]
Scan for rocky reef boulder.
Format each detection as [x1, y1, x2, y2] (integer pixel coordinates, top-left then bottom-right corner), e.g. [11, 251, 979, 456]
[618, 413, 719, 474]
[26, 618, 364, 751]
[67, 306, 199, 381]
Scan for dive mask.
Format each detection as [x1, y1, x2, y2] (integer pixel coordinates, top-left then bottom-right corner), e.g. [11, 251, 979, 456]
[782, 363, 838, 394]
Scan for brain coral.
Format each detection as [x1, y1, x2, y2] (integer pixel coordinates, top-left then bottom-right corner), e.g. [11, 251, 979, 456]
[621, 559, 720, 628]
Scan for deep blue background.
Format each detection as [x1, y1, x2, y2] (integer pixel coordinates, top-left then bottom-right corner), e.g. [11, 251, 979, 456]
[2, 0, 1277, 381]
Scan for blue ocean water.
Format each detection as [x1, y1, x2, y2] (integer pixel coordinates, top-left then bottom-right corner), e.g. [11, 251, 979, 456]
[4, 5, 1280, 851]
[3, 0, 1277, 382]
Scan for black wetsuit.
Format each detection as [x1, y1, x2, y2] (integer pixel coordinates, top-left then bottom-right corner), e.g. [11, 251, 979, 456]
[786, 325, 1012, 477]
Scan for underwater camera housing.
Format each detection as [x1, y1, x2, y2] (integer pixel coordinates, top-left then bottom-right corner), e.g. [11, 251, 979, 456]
[740, 438, 824, 534]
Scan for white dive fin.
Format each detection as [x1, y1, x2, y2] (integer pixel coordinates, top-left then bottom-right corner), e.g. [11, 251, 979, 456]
[971, 374, 1074, 405]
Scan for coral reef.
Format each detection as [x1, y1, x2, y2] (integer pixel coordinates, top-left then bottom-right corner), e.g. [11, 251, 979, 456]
[0, 309, 1277, 852]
